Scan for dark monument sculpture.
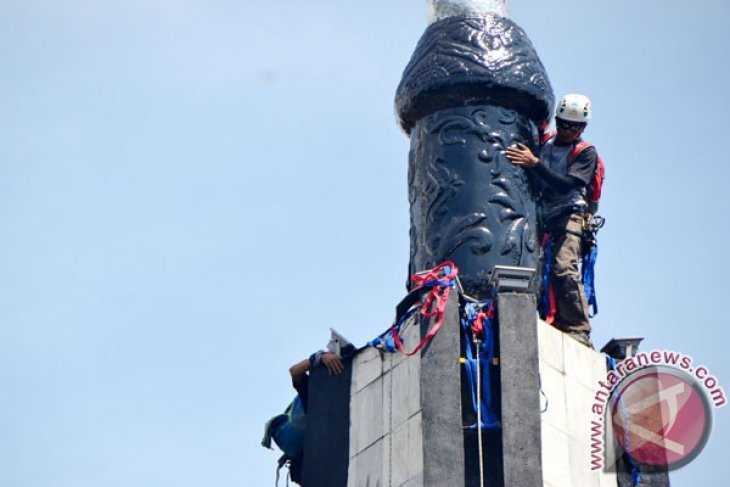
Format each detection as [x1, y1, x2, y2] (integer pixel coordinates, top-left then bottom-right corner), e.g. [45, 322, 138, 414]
[305, 3, 555, 486]
[302, 3, 667, 487]
[396, 2, 554, 299]
[396, 3, 551, 485]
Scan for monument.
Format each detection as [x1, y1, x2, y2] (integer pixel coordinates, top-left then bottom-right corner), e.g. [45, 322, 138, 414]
[294, 2, 671, 486]
[398, 0, 553, 299]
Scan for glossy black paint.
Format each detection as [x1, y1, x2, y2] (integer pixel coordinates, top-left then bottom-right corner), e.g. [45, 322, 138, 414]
[397, 14, 554, 299]
[396, 15, 554, 134]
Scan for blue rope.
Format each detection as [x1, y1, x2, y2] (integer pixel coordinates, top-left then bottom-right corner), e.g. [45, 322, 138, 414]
[367, 266, 457, 352]
[461, 302, 499, 429]
[462, 305, 480, 414]
[422, 264, 457, 289]
[539, 237, 553, 320]
[607, 357, 641, 486]
[367, 305, 418, 352]
[582, 244, 599, 317]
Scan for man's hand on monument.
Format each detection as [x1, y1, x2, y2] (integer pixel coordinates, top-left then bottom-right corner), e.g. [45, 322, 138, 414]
[321, 352, 344, 375]
[505, 143, 539, 168]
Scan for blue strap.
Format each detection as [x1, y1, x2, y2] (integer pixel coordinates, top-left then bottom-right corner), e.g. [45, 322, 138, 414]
[368, 267, 457, 353]
[422, 264, 457, 289]
[461, 304, 481, 417]
[607, 357, 641, 486]
[539, 237, 553, 319]
[461, 302, 499, 429]
[367, 305, 418, 353]
[479, 313, 499, 428]
[424, 279, 455, 288]
[582, 244, 599, 317]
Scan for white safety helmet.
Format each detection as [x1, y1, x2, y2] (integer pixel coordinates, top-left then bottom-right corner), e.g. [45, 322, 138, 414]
[556, 94, 592, 123]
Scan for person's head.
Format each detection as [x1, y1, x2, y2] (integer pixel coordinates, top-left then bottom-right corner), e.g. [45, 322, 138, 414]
[555, 93, 591, 143]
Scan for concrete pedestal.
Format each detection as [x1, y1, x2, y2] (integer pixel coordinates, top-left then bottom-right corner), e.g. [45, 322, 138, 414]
[497, 292, 543, 486]
[306, 300, 631, 486]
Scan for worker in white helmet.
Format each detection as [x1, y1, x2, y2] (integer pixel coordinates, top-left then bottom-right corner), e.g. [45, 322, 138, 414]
[505, 94, 597, 348]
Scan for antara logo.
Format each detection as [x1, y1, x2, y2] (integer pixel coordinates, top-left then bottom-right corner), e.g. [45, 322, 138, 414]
[588, 350, 725, 472]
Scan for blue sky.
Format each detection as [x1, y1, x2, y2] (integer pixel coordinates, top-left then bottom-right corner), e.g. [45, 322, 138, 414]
[1, 1, 728, 485]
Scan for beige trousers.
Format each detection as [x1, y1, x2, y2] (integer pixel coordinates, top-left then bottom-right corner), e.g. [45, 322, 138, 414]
[548, 213, 591, 333]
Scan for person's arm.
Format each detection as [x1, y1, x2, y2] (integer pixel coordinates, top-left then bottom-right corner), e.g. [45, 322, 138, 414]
[290, 358, 311, 388]
[289, 351, 344, 385]
[505, 143, 591, 193]
[320, 352, 344, 375]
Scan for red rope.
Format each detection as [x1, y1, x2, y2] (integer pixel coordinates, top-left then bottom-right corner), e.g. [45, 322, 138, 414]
[392, 261, 458, 356]
[541, 233, 557, 326]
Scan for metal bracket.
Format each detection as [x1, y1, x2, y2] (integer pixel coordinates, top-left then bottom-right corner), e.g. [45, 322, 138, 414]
[600, 337, 645, 360]
[488, 265, 536, 294]
[327, 328, 354, 357]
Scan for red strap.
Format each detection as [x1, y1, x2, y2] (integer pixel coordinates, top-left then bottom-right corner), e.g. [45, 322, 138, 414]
[541, 131, 557, 145]
[546, 281, 557, 326]
[470, 301, 494, 339]
[569, 140, 594, 161]
[591, 157, 605, 202]
[542, 133, 595, 159]
[541, 234, 558, 326]
[544, 137, 603, 207]
[570, 141, 603, 206]
[393, 261, 458, 356]
[409, 261, 458, 290]
[472, 312, 485, 338]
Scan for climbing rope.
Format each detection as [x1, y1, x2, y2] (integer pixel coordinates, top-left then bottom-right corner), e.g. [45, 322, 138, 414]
[367, 305, 418, 353]
[461, 299, 499, 487]
[368, 261, 458, 356]
[388, 354, 394, 487]
[275, 458, 291, 487]
[476, 338, 485, 487]
[366, 262, 507, 487]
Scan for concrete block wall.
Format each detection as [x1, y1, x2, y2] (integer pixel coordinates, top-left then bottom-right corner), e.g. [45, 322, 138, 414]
[348, 320, 424, 487]
[346, 314, 620, 487]
[538, 320, 618, 487]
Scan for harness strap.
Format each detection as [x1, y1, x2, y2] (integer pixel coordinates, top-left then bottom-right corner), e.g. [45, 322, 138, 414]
[566, 228, 584, 238]
[570, 141, 594, 161]
[276, 455, 289, 487]
[540, 233, 557, 325]
[367, 286, 432, 351]
[582, 244, 599, 317]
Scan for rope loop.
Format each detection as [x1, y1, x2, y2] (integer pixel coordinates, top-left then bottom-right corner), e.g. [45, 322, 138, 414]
[368, 262, 459, 357]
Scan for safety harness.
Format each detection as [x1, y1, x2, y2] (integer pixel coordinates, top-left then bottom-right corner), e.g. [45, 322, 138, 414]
[262, 396, 307, 486]
[538, 131, 606, 323]
[541, 131, 605, 214]
[582, 215, 605, 317]
[539, 214, 604, 322]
